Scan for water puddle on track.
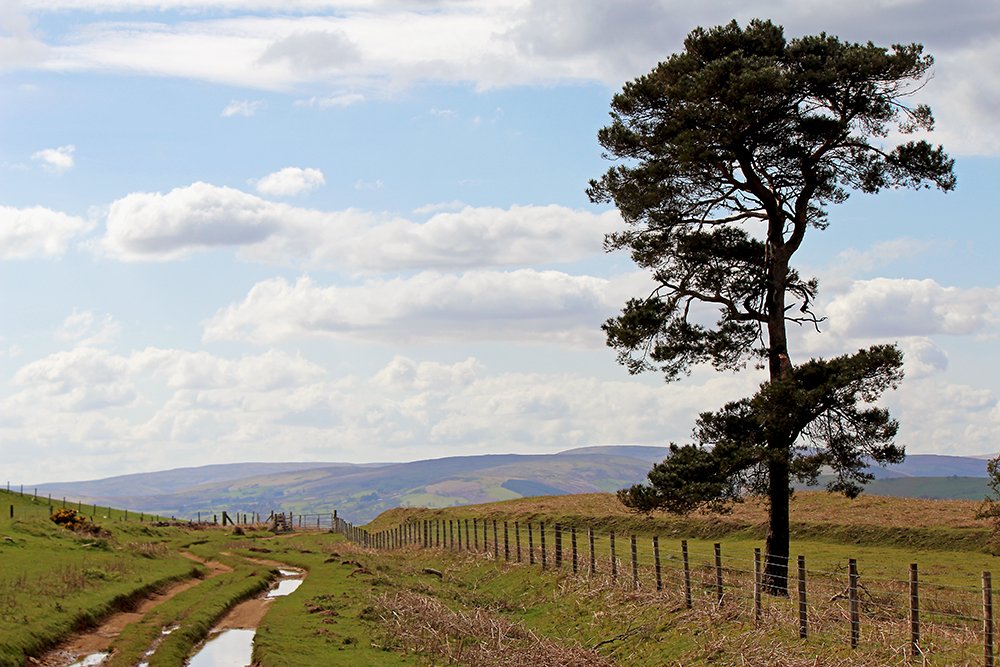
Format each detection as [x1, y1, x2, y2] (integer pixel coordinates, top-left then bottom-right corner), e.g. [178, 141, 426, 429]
[67, 654, 109, 667]
[185, 567, 304, 667]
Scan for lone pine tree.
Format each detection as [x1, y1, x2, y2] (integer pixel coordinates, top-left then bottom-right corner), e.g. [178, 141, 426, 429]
[589, 19, 955, 594]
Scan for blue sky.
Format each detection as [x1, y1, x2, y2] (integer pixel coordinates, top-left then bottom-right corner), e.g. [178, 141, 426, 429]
[1, 0, 999, 484]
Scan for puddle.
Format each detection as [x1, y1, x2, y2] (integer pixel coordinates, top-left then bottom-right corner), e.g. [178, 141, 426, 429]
[185, 629, 255, 667]
[185, 568, 303, 667]
[266, 577, 303, 598]
[68, 654, 108, 667]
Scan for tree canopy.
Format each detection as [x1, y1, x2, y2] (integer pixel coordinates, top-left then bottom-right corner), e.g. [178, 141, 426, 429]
[618, 344, 905, 512]
[589, 19, 955, 594]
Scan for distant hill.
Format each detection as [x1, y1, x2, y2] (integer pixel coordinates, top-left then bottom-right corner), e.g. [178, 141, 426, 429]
[33, 447, 992, 523]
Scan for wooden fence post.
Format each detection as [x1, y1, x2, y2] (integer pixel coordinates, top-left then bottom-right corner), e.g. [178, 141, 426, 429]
[631, 535, 639, 589]
[588, 528, 596, 575]
[849, 558, 860, 649]
[483, 518, 488, 553]
[528, 522, 535, 565]
[572, 527, 578, 574]
[798, 555, 807, 639]
[653, 536, 662, 591]
[473, 518, 479, 550]
[555, 524, 562, 568]
[753, 548, 762, 623]
[449, 520, 454, 550]
[682, 540, 692, 609]
[714, 543, 724, 605]
[493, 520, 499, 559]
[504, 521, 510, 561]
[610, 532, 617, 581]
[457, 519, 462, 550]
[465, 519, 470, 551]
[515, 521, 522, 562]
[540, 522, 547, 569]
[985, 571, 994, 667]
[910, 563, 919, 658]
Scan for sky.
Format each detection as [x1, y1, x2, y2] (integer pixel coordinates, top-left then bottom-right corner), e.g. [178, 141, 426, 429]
[1, 0, 999, 484]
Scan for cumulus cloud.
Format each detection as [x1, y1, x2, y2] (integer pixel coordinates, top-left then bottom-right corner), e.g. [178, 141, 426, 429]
[374, 356, 483, 391]
[0, 204, 91, 258]
[11, 346, 325, 413]
[31, 144, 75, 173]
[98, 181, 621, 270]
[221, 99, 263, 117]
[101, 182, 276, 260]
[253, 167, 325, 197]
[0, 343, 765, 481]
[825, 278, 1000, 339]
[202, 270, 615, 345]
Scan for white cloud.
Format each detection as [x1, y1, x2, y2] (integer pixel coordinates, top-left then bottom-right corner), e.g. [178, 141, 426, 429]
[825, 278, 1000, 339]
[56, 309, 121, 347]
[0, 343, 764, 480]
[412, 200, 467, 215]
[98, 181, 621, 270]
[221, 99, 263, 117]
[257, 29, 360, 72]
[253, 167, 325, 197]
[18, 2, 993, 153]
[0, 204, 91, 258]
[202, 270, 616, 345]
[353, 178, 383, 191]
[374, 356, 483, 391]
[31, 144, 75, 173]
[826, 238, 938, 284]
[0, 2, 46, 68]
[101, 182, 280, 261]
[293, 92, 365, 108]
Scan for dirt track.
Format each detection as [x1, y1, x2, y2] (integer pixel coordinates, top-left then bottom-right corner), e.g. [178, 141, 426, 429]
[33, 553, 232, 666]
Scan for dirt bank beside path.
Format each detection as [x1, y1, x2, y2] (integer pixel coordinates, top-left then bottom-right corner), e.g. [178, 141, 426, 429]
[33, 554, 232, 667]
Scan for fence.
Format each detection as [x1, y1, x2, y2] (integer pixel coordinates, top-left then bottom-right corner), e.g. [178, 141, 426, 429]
[0, 486, 351, 532]
[334, 515, 999, 665]
[0, 486, 170, 523]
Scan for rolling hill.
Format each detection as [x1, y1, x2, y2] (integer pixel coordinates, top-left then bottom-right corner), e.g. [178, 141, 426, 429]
[32, 447, 993, 522]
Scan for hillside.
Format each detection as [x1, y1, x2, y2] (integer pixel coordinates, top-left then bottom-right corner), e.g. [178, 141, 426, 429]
[2, 487, 998, 665]
[32, 448, 992, 522]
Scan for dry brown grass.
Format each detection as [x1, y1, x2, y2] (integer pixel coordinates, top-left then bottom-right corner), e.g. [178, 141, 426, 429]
[375, 491, 989, 534]
[374, 589, 612, 666]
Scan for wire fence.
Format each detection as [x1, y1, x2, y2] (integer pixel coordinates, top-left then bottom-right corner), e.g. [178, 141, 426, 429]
[337, 515, 998, 665]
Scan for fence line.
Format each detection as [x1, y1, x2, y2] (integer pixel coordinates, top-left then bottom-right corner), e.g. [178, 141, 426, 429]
[332, 513, 995, 664]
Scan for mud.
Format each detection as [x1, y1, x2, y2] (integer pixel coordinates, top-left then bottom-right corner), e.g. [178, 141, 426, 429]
[33, 553, 231, 667]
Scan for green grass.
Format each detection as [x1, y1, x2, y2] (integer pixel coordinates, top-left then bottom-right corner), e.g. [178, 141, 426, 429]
[351, 491, 998, 664]
[103, 553, 276, 667]
[1, 487, 997, 665]
[0, 492, 198, 667]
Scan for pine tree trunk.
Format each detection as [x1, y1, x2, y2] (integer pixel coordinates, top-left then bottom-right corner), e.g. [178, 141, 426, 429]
[764, 455, 790, 595]
[764, 249, 793, 596]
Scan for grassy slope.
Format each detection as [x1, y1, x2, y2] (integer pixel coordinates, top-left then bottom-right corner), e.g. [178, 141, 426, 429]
[3, 488, 999, 665]
[353, 491, 999, 665]
[0, 491, 197, 667]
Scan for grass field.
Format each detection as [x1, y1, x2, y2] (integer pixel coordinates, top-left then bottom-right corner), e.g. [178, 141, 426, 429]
[2, 488, 999, 665]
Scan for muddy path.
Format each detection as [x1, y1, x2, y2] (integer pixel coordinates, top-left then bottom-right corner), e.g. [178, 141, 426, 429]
[32, 553, 232, 667]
